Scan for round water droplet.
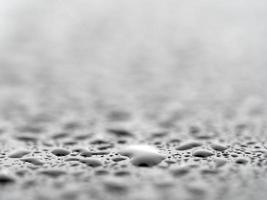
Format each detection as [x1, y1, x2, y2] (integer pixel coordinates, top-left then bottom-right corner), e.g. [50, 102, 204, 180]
[119, 145, 165, 167]
[210, 143, 228, 152]
[51, 148, 70, 157]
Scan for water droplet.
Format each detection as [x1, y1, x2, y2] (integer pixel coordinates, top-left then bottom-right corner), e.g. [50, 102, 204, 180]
[103, 177, 128, 193]
[170, 165, 190, 176]
[51, 132, 69, 139]
[114, 170, 130, 177]
[91, 151, 110, 155]
[15, 135, 38, 142]
[176, 141, 202, 150]
[210, 143, 228, 151]
[90, 139, 110, 145]
[65, 157, 80, 162]
[119, 145, 165, 167]
[192, 149, 214, 158]
[73, 133, 91, 140]
[107, 110, 131, 122]
[80, 151, 92, 157]
[39, 169, 66, 178]
[0, 173, 15, 184]
[95, 169, 109, 176]
[17, 125, 44, 134]
[8, 150, 30, 158]
[79, 158, 102, 167]
[20, 157, 44, 166]
[51, 148, 70, 156]
[63, 121, 81, 130]
[63, 140, 77, 146]
[214, 158, 227, 168]
[112, 157, 127, 162]
[235, 157, 248, 164]
[107, 128, 133, 137]
[186, 181, 208, 196]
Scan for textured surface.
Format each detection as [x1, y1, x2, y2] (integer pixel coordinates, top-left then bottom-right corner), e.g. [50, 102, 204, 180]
[0, 1, 267, 200]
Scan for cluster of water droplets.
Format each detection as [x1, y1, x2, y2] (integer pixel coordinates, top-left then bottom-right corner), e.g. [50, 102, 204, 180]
[0, 95, 266, 200]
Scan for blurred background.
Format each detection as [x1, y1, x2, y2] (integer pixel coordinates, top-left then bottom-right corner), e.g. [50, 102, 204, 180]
[0, 0, 266, 131]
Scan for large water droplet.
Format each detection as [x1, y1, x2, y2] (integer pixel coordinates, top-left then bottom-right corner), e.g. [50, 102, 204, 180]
[8, 150, 30, 158]
[20, 158, 44, 166]
[51, 148, 70, 157]
[119, 145, 165, 167]
[210, 143, 228, 152]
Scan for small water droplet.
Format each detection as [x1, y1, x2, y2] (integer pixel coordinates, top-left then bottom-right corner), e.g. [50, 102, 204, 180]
[170, 165, 190, 177]
[176, 141, 202, 150]
[214, 157, 227, 168]
[103, 177, 129, 193]
[20, 157, 44, 166]
[235, 157, 248, 164]
[107, 128, 133, 137]
[79, 158, 102, 167]
[192, 149, 214, 158]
